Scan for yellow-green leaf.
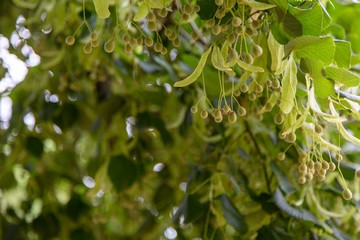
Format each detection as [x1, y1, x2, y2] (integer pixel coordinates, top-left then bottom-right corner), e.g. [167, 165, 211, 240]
[279, 54, 297, 114]
[267, 32, 285, 74]
[236, 60, 264, 73]
[211, 45, 235, 76]
[146, 0, 173, 9]
[324, 66, 360, 88]
[93, 0, 110, 18]
[174, 47, 212, 87]
[329, 101, 360, 147]
[134, 3, 148, 22]
[246, 0, 276, 10]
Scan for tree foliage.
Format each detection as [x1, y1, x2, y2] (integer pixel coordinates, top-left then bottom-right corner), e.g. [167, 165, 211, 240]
[1, 0, 360, 239]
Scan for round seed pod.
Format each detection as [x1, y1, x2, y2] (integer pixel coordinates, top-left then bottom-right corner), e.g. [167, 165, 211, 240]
[212, 25, 222, 35]
[173, 38, 181, 47]
[298, 152, 307, 163]
[213, 109, 222, 119]
[228, 112, 237, 123]
[144, 37, 154, 47]
[244, 54, 254, 64]
[215, 115, 223, 123]
[336, 153, 343, 161]
[237, 106, 246, 116]
[181, 13, 190, 21]
[254, 83, 263, 93]
[306, 173, 313, 181]
[148, 21, 157, 31]
[319, 169, 326, 176]
[159, 8, 168, 18]
[307, 160, 315, 170]
[194, 5, 200, 12]
[249, 92, 256, 101]
[264, 102, 272, 111]
[160, 47, 168, 55]
[315, 123, 323, 134]
[90, 32, 98, 41]
[91, 39, 99, 48]
[65, 36, 75, 45]
[154, 42, 162, 52]
[206, 19, 215, 28]
[183, 3, 193, 15]
[298, 176, 306, 184]
[277, 152, 285, 161]
[220, 24, 228, 32]
[215, 0, 224, 6]
[252, 44, 263, 57]
[223, 104, 232, 114]
[342, 188, 352, 200]
[129, 38, 138, 47]
[317, 175, 325, 182]
[83, 43, 92, 54]
[329, 162, 336, 171]
[285, 132, 296, 143]
[148, 12, 156, 22]
[272, 79, 280, 89]
[190, 106, 198, 113]
[232, 17, 242, 27]
[274, 113, 284, 125]
[165, 28, 172, 37]
[299, 163, 307, 173]
[200, 110, 208, 119]
[124, 43, 132, 54]
[104, 39, 115, 53]
[241, 84, 248, 93]
[314, 161, 322, 171]
[322, 161, 329, 170]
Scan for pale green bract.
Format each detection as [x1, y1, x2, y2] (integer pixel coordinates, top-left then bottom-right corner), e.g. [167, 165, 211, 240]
[174, 47, 212, 87]
[93, 0, 110, 18]
[134, 3, 149, 21]
[211, 45, 235, 76]
[279, 54, 297, 114]
[267, 32, 285, 74]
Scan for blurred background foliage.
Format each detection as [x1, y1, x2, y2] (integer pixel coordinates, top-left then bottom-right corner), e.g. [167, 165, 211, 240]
[0, 0, 360, 239]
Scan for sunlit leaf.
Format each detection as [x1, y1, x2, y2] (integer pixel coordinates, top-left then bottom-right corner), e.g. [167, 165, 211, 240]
[236, 60, 264, 73]
[313, 75, 334, 98]
[134, 3, 148, 21]
[329, 101, 360, 147]
[285, 36, 335, 65]
[279, 54, 297, 114]
[211, 45, 235, 76]
[174, 47, 212, 87]
[93, 0, 110, 18]
[324, 66, 360, 88]
[334, 40, 351, 69]
[267, 32, 286, 74]
[246, 0, 276, 10]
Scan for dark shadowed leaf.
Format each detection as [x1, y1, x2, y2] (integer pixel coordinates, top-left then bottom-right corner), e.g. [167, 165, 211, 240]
[270, 161, 296, 194]
[108, 155, 138, 192]
[218, 194, 248, 234]
[25, 136, 44, 158]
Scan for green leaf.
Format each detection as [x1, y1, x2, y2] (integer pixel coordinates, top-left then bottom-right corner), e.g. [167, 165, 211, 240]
[246, 0, 276, 10]
[173, 195, 208, 224]
[108, 155, 138, 191]
[279, 54, 297, 114]
[134, 3, 148, 21]
[219, 194, 248, 234]
[146, 0, 174, 9]
[236, 60, 264, 73]
[324, 66, 360, 87]
[289, 3, 331, 36]
[12, 0, 38, 9]
[267, 32, 286, 74]
[285, 36, 335, 65]
[25, 136, 44, 158]
[93, 0, 110, 18]
[334, 40, 351, 69]
[279, 12, 303, 39]
[329, 101, 360, 147]
[211, 45, 235, 76]
[273, 189, 320, 224]
[270, 161, 295, 194]
[313, 75, 334, 98]
[174, 47, 212, 87]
